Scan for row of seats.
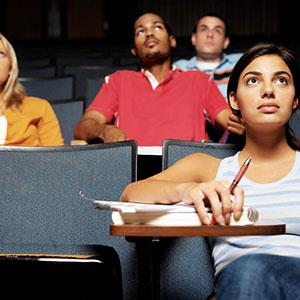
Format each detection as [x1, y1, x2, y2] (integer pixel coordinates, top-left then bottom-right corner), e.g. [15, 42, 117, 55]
[0, 139, 238, 299]
[17, 48, 141, 72]
[18, 60, 137, 145]
[18, 73, 103, 144]
[19, 64, 136, 99]
[15, 41, 192, 74]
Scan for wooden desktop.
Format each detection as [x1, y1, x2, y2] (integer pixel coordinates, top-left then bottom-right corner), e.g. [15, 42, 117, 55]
[110, 221, 285, 300]
[110, 221, 285, 237]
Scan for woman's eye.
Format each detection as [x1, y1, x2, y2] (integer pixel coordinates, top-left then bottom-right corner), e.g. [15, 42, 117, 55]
[276, 77, 288, 85]
[247, 78, 258, 85]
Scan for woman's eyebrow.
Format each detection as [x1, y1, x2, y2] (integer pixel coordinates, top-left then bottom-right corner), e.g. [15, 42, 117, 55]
[242, 71, 261, 78]
[273, 71, 292, 78]
[242, 70, 292, 78]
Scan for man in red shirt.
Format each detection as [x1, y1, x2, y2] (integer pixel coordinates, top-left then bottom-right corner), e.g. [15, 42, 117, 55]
[74, 13, 243, 146]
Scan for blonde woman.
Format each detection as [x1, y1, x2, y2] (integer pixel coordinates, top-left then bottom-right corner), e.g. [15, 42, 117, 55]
[0, 33, 63, 146]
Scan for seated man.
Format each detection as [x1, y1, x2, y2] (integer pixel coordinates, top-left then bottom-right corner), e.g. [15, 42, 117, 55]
[173, 12, 242, 97]
[74, 12, 243, 147]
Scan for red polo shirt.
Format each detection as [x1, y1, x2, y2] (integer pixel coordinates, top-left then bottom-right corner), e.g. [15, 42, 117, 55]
[87, 69, 228, 146]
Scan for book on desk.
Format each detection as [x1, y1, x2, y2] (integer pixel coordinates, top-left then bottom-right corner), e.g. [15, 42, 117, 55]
[93, 200, 259, 226]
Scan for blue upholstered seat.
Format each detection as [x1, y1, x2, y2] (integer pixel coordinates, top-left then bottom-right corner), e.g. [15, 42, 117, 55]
[0, 141, 138, 299]
[63, 65, 118, 98]
[50, 97, 85, 144]
[160, 139, 238, 299]
[19, 76, 74, 101]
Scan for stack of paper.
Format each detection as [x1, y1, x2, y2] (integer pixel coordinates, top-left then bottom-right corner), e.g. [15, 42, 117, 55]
[94, 200, 259, 226]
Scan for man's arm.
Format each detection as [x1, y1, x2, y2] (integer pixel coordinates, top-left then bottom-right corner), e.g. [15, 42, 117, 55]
[73, 110, 127, 143]
[215, 108, 245, 136]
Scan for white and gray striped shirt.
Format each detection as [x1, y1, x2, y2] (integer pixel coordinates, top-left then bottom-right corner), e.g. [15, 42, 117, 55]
[211, 151, 300, 276]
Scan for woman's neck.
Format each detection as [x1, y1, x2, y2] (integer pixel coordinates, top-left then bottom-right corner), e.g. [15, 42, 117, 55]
[238, 128, 296, 183]
[243, 128, 292, 156]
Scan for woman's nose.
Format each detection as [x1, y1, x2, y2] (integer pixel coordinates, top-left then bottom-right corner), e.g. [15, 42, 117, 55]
[261, 83, 275, 98]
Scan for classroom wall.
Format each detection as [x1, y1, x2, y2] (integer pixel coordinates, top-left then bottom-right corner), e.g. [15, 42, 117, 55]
[0, 0, 296, 44]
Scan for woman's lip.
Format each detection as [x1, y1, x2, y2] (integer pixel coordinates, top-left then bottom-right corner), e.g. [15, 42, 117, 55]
[257, 103, 279, 109]
[257, 103, 279, 113]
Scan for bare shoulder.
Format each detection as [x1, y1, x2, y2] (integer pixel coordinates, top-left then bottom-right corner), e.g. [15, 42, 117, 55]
[154, 152, 221, 182]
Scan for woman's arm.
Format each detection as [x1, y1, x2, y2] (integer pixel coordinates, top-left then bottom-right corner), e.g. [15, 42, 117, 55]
[120, 153, 244, 225]
[38, 101, 64, 146]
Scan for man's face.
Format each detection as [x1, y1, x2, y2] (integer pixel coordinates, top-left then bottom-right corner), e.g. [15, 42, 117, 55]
[132, 13, 176, 64]
[192, 16, 229, 61]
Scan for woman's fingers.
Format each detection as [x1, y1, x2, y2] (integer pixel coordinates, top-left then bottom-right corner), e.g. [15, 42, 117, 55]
[191, 181, 234, 225]
[179, 180, 245, 226]
[232, 187, 244, 220]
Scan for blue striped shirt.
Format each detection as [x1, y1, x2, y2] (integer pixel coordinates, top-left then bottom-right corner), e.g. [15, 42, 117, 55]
[211, 151, 300, 275]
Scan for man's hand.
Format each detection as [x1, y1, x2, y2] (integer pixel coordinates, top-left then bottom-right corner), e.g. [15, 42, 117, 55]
[101, 125, 128, 142]
[228, 113, 245, 135]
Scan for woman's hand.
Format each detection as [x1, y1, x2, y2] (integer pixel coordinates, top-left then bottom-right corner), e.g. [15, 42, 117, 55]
[176, 180, 244, 225]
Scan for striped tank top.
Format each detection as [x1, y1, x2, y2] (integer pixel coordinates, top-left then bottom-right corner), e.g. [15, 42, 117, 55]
[211, 151, 300, 276]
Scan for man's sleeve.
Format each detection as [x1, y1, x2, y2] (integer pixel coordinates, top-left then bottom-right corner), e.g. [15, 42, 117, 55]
[86, 72, 119, 123]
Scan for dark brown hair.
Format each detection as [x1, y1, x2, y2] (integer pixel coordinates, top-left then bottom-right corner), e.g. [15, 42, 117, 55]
[227, 42, 300, 150]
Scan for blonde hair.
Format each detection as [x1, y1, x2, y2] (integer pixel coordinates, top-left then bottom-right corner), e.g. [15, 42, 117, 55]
[0, 33, 26, 110]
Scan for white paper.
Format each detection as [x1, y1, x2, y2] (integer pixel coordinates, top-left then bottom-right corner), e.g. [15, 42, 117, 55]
[0, 115, 7, 145]
[93, 200, 196, 213]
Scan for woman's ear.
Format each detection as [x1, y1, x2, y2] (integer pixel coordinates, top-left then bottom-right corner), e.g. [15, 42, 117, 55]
[229, 92, 239, 110]
[293, 97, 299, 110]
[229, 91, 242, 117]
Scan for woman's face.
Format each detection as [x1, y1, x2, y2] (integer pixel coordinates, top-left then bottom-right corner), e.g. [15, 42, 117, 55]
[0, 40, 11, 91]
[229, 54, 298, 131]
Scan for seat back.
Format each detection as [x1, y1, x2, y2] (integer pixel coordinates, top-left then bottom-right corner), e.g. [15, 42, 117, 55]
[0, 141, 138, 299]
[160, 139, 238, 300]
[19, 65, 57, 78]
[18, 56, 51, 68]
[85, 76, 105, 107]
[163, 139, 239, 169]
[64, 65, 118, 98]
[55, 55, 115, 76]
[50, 98, 85, 144]
[19, 76, 74, 101]
[290, 110, 300, 140]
